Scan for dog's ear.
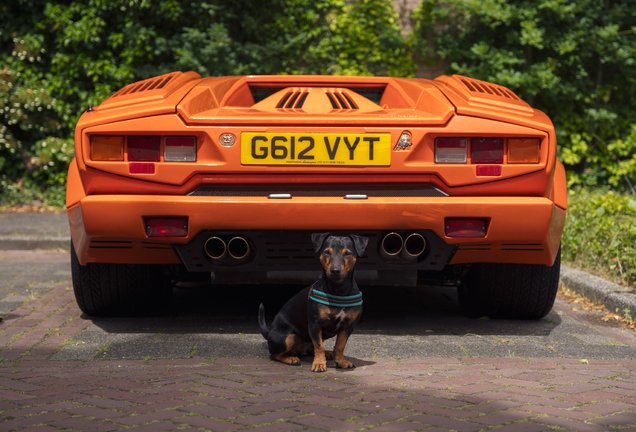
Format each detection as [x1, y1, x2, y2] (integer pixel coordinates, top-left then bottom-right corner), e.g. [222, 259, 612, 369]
[311, 232, 331, 253]
[349, 235, 369, 257]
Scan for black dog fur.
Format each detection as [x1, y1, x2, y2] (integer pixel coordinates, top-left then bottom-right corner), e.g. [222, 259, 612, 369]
[258, 233, 368, 372]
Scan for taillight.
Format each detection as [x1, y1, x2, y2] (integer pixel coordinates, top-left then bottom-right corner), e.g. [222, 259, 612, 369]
[128, 136, 160, 161]
[91, 136, 124, 161]
[130, 163, 155, 174]
[508, 138, 540, 163]
[475, 165, 501, 176]
[164, 136, 196, 162]
[435, 138, 467, 163]
[471, 138, 503, 164]
[146, 217, 188, 237]
[445, 218, 487, 238]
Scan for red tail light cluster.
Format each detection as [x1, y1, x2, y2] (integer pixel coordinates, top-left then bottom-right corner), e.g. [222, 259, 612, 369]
[90, 135, 197, 169]
[128, 136, 160, 161]
[146, 217, 188, 237]
[435, 137, 540, 172]
[445, 218, 487, 238]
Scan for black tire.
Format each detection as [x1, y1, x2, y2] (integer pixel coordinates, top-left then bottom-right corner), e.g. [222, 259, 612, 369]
[458, 246, 561, 320]
[70, 241, 173, 317]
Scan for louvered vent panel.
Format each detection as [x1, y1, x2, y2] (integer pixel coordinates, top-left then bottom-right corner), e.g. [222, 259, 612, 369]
[112, 73, 177, 98]
[460, 78, 520, 101]
[276, 90, 310, 109]
[326, 90, 358, 109]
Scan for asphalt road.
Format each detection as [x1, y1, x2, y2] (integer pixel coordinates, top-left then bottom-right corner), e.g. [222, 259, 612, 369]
[2, 249, 636, 362]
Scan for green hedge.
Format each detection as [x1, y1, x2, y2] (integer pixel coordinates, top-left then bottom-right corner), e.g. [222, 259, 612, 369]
[0, 0, 413, 207]
[562, 189, 636, 288]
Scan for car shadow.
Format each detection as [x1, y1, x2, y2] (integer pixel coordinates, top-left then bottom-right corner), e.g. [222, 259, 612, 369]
[84, 282, 563, 339]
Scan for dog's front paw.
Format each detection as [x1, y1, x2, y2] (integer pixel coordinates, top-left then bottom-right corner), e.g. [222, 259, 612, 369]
[335, 359, 355, 369]
[311, 361, 327, 372]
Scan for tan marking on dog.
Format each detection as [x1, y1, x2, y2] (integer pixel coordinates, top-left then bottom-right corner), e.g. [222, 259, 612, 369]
[274, 334, 301, 365]
[311, 331, 327, 372]
[346, 309, 360, 322]
[319, 247, 333, 272]
[318, 304, 331, 320]
[342, 249, 356, 275]
[333, 329, 354, 369]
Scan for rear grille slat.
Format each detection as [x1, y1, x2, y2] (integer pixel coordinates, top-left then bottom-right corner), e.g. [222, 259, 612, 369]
[189, 184, 448, 198]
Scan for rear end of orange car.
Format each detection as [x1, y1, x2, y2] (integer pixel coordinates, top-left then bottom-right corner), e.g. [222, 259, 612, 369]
[67, 72, 566, 318]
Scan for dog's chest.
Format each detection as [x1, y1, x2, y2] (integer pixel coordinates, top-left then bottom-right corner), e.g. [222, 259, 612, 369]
[319, 305, 359, 334]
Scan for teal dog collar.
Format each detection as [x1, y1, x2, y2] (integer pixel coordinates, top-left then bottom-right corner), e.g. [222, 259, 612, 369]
[309, 288, 363, 308]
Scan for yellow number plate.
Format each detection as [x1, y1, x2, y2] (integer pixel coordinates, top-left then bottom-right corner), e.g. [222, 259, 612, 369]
[241, 132, 391, 166]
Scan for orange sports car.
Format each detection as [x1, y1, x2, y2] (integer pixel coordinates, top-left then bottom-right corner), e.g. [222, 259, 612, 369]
[67, 72, 566, 318]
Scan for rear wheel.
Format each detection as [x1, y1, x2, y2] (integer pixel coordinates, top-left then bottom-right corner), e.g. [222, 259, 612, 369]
[458, 246, 561, 320]
[70, 241, 173, 317]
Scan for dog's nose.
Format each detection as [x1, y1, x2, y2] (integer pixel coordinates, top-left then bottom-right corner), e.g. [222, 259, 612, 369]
[331, 267, 341, 276]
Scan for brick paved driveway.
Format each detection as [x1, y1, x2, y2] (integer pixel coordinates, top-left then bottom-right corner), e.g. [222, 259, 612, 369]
[2, 251, 636, 431]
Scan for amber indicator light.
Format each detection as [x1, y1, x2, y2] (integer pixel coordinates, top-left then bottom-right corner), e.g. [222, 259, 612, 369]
[508, 138, 540, 163]
[91, 135, 124, 161]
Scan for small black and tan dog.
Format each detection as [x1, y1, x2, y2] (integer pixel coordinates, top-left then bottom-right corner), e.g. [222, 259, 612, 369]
[258, 232, 368, 372]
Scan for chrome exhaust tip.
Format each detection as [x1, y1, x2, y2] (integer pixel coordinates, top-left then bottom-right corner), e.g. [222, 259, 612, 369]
[204, 237, 227, 260]
[380, 232, 403, 258]
[402, 233, 426, 258]
[228, 237, 250, 260]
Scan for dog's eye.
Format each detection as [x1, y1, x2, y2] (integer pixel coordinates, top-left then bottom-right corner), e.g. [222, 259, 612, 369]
[323, 250, 331, 256]
[344, 251, 352, 257]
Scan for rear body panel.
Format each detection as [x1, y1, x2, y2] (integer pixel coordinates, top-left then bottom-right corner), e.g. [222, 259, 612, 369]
[67, 72, 566, 281]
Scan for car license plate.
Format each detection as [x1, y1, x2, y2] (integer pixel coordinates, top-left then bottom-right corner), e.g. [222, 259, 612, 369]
[241, 132, 391, 166]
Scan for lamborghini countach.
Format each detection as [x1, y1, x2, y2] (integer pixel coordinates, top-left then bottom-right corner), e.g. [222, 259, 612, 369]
[67, 72, 566, 318]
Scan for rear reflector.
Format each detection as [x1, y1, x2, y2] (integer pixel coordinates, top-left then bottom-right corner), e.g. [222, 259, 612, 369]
[435, 138, 467, 163]
[164, 136, 196, 162]
[146, 218, 188, 237]
[91, 135, 124, 161]
[476, 165, 502, 176]
[445, 218, 487, 238]
[128, 136, 160, 161]
[129, 163, 155, 174]
[508, 138, 540, 163]
[471, 138, 503, 163]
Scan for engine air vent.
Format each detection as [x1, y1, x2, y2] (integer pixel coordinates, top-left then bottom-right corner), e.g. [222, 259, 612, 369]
[326, 90, 358, 109]
[459, 77, 520, 100]
[113, 73, 178, 98]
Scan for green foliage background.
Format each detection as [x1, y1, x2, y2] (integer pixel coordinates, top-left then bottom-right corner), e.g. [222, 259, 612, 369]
[414, 0, 636, 193]
[1, 0, 635, 206]
[563, 189, 636, 287]
[0, 0, 413, 206]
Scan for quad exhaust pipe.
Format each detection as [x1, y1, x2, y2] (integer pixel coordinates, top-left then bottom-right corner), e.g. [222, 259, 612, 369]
[380, 232, 426, 261]
[204, 237, 227, 260]
[204, 236, 251, 261]
[228, 237, 250, 260]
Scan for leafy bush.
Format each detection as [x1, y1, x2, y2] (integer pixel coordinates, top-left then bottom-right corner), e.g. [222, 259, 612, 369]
[414, 0, 636, 194]
[0, 0, 412, 207]
[562, 189, 636, 288]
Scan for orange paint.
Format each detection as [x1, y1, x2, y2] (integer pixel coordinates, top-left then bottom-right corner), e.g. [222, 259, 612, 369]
[68, 72, 566, 269]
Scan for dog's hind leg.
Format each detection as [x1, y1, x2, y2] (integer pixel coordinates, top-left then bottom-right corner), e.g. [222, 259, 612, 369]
[270, 334, 302, 366]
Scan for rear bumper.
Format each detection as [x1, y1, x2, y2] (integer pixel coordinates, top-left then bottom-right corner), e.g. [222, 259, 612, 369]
[68, 194, 565, 267]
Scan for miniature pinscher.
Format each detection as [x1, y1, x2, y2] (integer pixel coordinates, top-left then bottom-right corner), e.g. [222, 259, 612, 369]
[258, 233, 368, 372]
